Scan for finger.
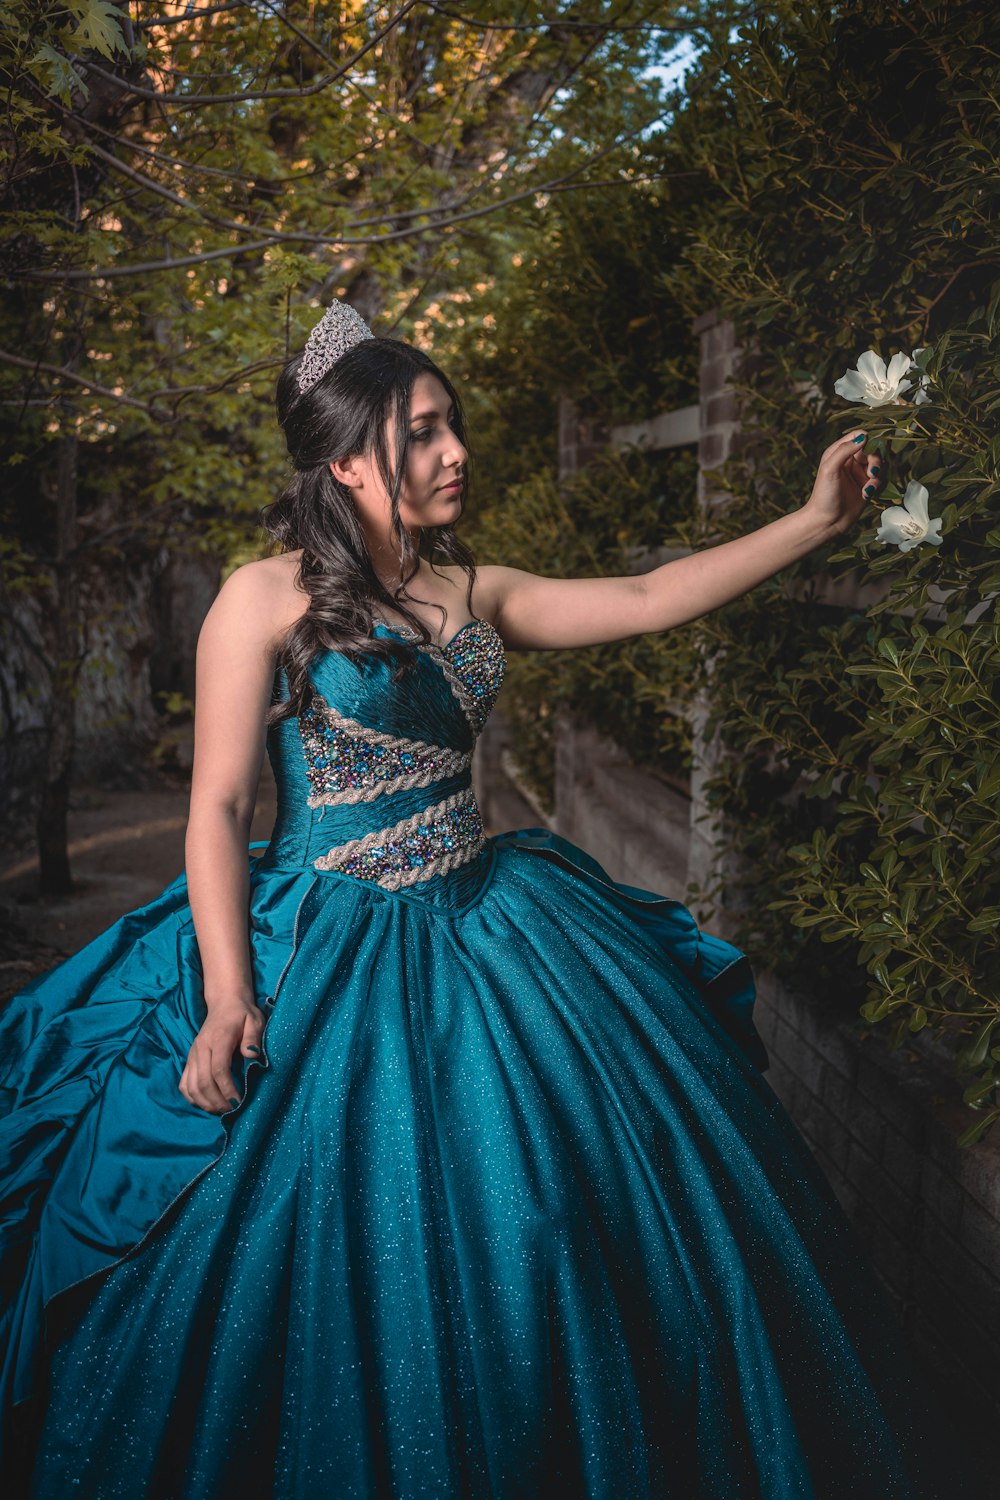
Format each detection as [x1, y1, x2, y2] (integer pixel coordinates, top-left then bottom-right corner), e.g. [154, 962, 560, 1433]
[849, 450, 882, 498]
[190, 1060, 225, 1114]
[189, 1046, 231, 1113]
[822, 430, 867, 468]
[184, 1080, 219, 1114]
[178, 1060, 212, 1113]
[847, 451, 872, 489]
[178, 1043, 223, 1114]
[210, 1049, 239, 1111]
[241, 1010, 265, 1060]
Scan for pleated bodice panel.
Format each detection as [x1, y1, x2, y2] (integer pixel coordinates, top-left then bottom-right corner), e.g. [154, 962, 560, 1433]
[257, 620, 506, 909]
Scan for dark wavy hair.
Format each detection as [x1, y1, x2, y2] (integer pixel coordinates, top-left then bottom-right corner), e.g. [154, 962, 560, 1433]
[262, 334, 477, 726]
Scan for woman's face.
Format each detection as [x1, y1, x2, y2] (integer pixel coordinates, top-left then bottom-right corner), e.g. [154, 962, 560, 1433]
[334, 371, 468, 540]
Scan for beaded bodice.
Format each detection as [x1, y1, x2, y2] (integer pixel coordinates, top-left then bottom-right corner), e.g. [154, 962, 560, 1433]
[257, 619, 506, 908]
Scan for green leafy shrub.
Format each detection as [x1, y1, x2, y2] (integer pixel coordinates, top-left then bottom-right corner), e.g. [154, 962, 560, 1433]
[462, 167, 709, 808]
[472, 445, 702, 811]
[660, 0, 1000, 1142]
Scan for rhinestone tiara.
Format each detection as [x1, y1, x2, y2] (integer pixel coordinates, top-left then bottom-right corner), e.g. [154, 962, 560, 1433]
[296, 299, 374, 395]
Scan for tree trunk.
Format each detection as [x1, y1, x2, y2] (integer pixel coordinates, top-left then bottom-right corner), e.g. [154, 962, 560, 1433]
[35, 431, 85, 896]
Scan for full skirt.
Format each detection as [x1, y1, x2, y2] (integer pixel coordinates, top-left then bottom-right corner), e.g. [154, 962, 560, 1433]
[0, 830, 970, 1498]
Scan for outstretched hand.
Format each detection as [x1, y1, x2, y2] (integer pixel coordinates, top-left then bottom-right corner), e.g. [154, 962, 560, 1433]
[179, 1000, 266, 1115]
[801, 429, 883, 536]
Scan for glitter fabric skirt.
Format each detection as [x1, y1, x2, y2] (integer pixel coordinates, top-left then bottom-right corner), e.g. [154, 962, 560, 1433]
[0, 830, 967, 1498]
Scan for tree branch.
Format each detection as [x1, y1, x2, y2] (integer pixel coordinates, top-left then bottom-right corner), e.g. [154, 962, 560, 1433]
[0, 346, 298, 418]
[19, 101, 684, 282]
[419, 0, 726, 39]
[255, 0, 450, 163]
[136, 3, 248, 27]
[0, 349, 155, 413]
[79, 112, 372, 189]
[77, 0, 422, 109]
[77, 31, 607, 236]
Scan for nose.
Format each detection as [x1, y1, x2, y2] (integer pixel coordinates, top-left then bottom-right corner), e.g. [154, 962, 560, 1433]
[444, 432, 468, 470]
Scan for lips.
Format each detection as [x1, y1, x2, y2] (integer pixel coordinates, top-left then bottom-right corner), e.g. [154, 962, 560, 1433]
[439, 479, 464, 492]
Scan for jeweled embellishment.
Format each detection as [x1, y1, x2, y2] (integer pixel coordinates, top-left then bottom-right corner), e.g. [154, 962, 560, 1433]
[300, 697, 470, 808]
[313, 789, 485, 888]
[446, 621, 506, 734]
[372, 617, 505, 734]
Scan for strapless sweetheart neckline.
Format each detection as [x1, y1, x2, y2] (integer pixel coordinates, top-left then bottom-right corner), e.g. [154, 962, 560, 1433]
[371, 615, 494, 653]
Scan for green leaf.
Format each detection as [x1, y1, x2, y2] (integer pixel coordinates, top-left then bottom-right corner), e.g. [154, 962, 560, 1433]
[961, 1076, 996, 1108]
[966, 912, 1000, 933]
[65, 0, 130, 59]
[967, 1016, 999, 1067]
[29, 42, 89, 102]
[956, 1108, 1000, 1148]
[977, 761, 1000, 799]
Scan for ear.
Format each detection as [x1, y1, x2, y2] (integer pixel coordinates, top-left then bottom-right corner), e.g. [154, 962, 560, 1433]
[329, 455, 362, 488]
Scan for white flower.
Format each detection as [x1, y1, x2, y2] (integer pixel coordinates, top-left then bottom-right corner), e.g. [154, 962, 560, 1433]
[834, 350, 916, 407]
[874, 481, 943, 551]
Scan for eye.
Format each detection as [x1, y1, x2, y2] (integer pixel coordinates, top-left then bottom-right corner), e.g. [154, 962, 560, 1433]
[407, 413, 459, 443]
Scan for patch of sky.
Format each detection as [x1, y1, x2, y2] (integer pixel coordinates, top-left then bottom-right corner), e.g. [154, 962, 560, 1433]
[645, 33, 702, 96]
[640, 15, 750, 138]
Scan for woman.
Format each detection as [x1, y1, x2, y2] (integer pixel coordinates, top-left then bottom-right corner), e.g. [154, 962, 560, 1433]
[1, 300, 971, 1497]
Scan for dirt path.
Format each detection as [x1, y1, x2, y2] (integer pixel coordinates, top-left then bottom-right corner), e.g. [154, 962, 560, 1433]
[0, 757, 277, 1002]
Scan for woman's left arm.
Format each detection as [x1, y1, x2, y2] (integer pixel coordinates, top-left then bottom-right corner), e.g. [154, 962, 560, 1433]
[478, 429, 879, 650]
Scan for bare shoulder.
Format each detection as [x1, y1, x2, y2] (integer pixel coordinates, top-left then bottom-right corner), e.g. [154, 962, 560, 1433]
[206, 551, 308, 657]
[466, 564, 534, 625]
[435, 561, 514, 625]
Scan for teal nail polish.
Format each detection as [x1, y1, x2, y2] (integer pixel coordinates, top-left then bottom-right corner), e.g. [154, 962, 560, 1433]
[229, 1096, 240, 1108]
[852, 433, 866, 444]
[246, 1045, 260, 1055]
[864, 485, 876, 497]
[871, 464, 881, 476]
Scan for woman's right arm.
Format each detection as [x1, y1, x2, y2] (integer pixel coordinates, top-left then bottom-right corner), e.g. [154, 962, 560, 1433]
[179, 563, 288, 1115]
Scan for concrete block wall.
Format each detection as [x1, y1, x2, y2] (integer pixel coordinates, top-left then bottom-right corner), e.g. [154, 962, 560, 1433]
[551, 717, 691, 899]
[752, 967, 1000, 1426]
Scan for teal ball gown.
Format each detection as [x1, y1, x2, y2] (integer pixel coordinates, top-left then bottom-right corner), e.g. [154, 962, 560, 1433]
[0, 620, 972, 1497]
